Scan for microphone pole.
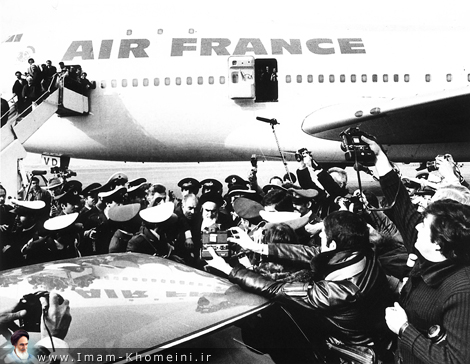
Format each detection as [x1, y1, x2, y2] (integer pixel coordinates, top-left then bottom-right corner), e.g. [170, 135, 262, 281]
[256, 117, 293, 183]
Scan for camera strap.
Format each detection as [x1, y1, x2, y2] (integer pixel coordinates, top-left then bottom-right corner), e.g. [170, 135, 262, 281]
[352, 149, 400, 213]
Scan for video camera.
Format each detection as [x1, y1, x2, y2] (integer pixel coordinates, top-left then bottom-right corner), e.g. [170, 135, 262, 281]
[340, 127, 375, 165]
[51, 166, 77, 179]
[295, 148, 309, 162]
[13, 291, 64, 332]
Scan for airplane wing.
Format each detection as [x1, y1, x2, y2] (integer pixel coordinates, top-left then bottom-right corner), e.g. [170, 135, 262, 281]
[302, 86, 470, 144]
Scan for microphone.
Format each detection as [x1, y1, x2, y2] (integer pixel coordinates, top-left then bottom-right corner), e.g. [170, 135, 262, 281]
[256, 116, 278, 125]
[31, 170, 47, 175]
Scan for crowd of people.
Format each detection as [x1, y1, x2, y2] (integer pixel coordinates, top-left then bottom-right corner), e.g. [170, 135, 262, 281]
[1, 134, 470, 363]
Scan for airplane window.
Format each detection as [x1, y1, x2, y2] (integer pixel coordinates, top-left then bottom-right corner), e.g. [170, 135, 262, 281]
[209, 76, 214, 84]
[383, 74, 388, 82]
[329, 75, 335, 83]
[154, 78, 160, 86]
[297, 75, 302, 83]
[122, 79, 127, 87]
[362, 74, 367, 82]
[286, 75, 291, 83]
[468, 74, 470, 82]
[189, 28, 195, 34]
[308, 75, 313, 83]
[340, 74, 345, 83]
[100, 81, 106, 88]
[6, 35, 15, 42]
[319, 75, 324, 83]
[372, 74, 377, 82]
[404, 74, 410, 82]
[14, 34, 23, 42]
[176, 77, 181, 85]
[165, 77, 170, 85]
[132, 79, 138, 87]
[351, 75, 356, 83]
[187, 77, 192, 85]
[219, 76, 225, 84]
[425, 74, 431, 82]
[111, 79, 117, 88]
[394, 74, 399, 82]
[158, 29, 163, 34]
[143, 78, 149, 86]
[198, 77, 203, 85]
[127, 30, 132, 36]
[446, 74, 452, 82]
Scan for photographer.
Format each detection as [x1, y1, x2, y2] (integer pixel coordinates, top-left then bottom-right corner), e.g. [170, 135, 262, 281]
[361, 136, 470, 252]
[385, 200, 470, 364]
[429, 154, 468, 188]
[295, 148, 348, 218]
[207, 211, 394, 361]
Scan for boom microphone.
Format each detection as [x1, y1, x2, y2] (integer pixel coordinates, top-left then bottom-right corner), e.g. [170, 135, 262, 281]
[256, 116, 278, 125]
[31, 170, 47, 175]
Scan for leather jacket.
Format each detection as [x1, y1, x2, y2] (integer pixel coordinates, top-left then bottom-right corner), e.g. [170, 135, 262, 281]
[229, 246, 394, 349]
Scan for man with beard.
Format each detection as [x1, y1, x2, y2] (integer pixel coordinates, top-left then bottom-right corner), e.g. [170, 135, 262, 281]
[174, 194, 200, 266]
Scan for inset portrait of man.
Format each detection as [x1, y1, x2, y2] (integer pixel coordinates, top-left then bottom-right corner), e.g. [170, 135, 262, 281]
[5, 329, 38, 363]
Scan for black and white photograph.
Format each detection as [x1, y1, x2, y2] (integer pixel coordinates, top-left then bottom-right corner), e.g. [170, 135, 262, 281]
[1, 1, 470, 363]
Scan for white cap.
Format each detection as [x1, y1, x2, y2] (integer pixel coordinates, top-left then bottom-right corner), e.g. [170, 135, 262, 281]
[44, 212, 79, 231]
[139, 202, 175, 223]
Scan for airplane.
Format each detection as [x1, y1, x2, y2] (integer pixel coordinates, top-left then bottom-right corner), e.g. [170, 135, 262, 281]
[1, 1, 470, 199]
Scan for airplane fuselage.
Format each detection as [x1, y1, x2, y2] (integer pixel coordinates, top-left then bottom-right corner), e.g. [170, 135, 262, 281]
[2, 26, 469, 163]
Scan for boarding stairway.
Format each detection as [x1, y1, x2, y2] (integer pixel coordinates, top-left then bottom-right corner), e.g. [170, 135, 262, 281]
[1, 74, 90, 198]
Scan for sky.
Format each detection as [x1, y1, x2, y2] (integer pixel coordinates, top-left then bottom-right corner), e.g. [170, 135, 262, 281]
[2, 0, 470, 40]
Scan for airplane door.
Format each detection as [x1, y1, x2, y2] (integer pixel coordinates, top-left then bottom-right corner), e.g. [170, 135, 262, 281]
[228, 56, 255, 99]
[255, 58, 278, 102]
